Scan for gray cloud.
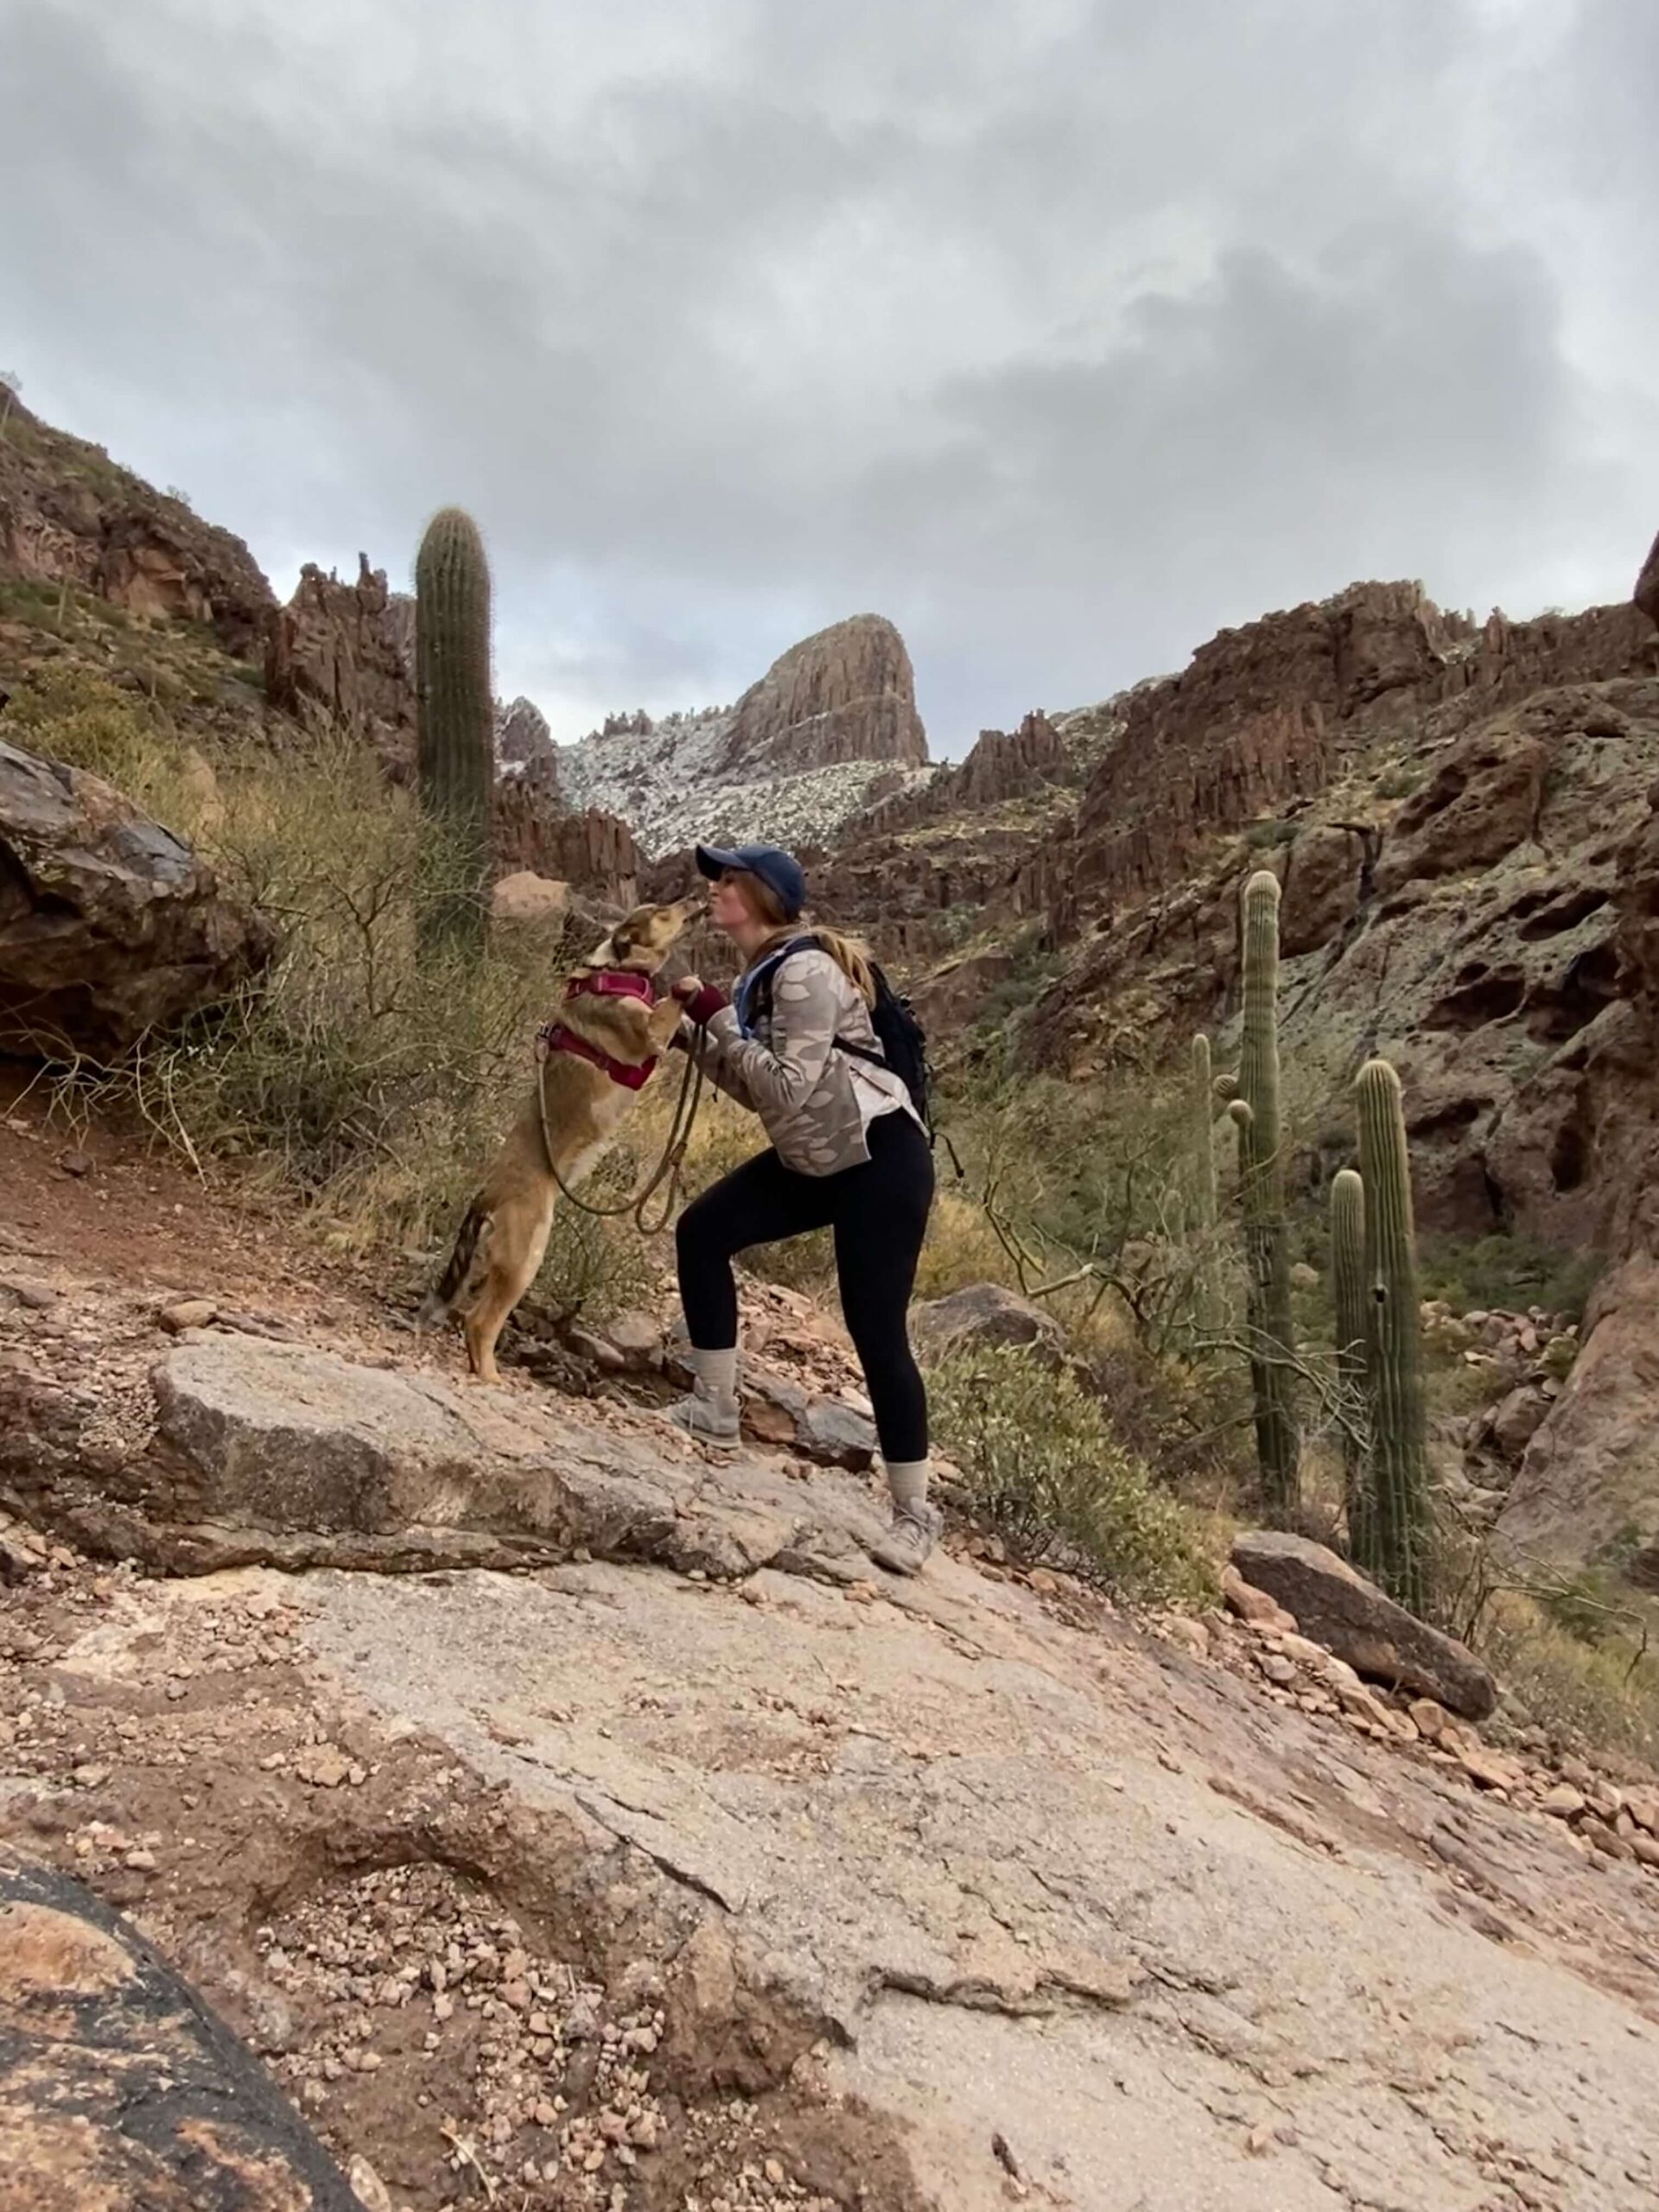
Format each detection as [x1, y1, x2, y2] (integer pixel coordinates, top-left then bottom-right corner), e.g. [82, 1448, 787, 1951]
[2, 0, 1654, 754]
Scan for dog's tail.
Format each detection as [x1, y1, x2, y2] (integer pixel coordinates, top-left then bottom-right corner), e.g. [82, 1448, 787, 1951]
[417, 1202, 491, 1327]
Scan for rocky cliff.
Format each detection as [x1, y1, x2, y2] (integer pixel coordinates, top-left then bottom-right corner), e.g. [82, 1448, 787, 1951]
[718, 613, 927, 776]
[264, 556, 416, 774]
[558, 616, 934, 858]
[0, 395, 273, 656]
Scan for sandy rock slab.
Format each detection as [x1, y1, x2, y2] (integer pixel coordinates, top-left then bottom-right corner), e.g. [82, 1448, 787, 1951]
[0, 1850, 358, 2210]
[0, 1333, 887, 1582]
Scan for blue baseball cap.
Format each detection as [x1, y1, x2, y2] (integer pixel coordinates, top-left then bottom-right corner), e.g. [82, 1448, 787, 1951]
[695, 842, 807, 920]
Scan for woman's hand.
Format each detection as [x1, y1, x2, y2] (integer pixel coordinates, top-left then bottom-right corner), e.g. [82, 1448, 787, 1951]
[673, 976, 730, 1025]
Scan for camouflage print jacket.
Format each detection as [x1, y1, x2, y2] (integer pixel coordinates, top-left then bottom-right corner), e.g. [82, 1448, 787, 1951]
[692, 945, 918, 1177]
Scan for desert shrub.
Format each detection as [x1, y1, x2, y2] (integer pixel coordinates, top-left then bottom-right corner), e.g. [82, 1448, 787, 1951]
[1376, 763, 1422, 799]
[925, 1344, 1217, 1608]
[1477, 1588, 1659, 1764]
[3, 661, 213, 830]
[1419, 1230, 1601, 1323]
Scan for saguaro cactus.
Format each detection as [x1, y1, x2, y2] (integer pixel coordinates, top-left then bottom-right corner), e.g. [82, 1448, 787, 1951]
[1189, 1033, 1221, 1327]
[415, 507, 493, 956]
[1232, 870, 1300, 1511]
[1330, 1166, 1370, 1555]
[1354, 1058, 1431, 1612]
[1190, 1034, 1219, 1233]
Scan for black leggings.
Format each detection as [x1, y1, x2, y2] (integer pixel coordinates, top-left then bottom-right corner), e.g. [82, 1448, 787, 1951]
[676, 1109, 935, 1464]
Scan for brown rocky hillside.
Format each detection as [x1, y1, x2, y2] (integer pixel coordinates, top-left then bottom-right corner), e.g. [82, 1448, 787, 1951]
[784, 570, 1659, 1587]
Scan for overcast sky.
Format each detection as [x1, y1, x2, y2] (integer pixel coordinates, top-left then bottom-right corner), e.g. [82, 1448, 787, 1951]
[3, 2, 1655, 757]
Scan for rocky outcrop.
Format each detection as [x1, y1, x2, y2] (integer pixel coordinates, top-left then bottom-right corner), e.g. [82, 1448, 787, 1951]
[1057, 583, 1653, 929]
[0, 395, 273, 656]
[496, 695, 556, 780]
[0, 741, 273, 1060]
[719, 613, 926, 776]
[559, 625, 932, 861]
[1499, 715, 1659, 1582]
[492, 774, 639, 910]
[1230, 1530, 1497, 1718]
[0, 1853, 359, 2210]
[1637, 526, 1659, 631]
[263, 556, 416, 772]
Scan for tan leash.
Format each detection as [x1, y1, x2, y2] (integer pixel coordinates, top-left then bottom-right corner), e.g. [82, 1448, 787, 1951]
[537, 1029, 709, 1236]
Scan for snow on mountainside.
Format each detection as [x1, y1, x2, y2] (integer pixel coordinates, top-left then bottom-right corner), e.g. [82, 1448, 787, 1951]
[555, 706, 938, 857]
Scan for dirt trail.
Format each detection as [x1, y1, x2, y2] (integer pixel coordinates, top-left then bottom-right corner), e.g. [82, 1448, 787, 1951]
[4, 1090, 1659, 2210]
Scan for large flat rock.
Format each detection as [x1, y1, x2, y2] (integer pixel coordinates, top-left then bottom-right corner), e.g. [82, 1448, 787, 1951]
[3, 1332, 890, 1581]
[299, 1548, 1659, 2212]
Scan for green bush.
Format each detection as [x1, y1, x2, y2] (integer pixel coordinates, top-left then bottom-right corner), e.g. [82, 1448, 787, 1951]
[1418, 1230, 1601, 1324]
[925, 1344, 1217, 1608]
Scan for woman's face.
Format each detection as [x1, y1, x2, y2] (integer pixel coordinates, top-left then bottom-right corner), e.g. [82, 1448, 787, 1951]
[708, 869, 757, 936]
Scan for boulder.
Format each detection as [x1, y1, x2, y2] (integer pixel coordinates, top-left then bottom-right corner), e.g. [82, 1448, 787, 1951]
[796, 1396, 878, 1471]
[1500, 1255, 1659, 1587]
[1481, 1383, 1551, 1463]
[911, 1282, 1068, 1371]
[491, 869, 571, 931]
[0, 1852, 358, 2209]
[0, 1333, 889, 1580]
[0, 741, 273, 1060]
[1230, 1530, 1497, 1719]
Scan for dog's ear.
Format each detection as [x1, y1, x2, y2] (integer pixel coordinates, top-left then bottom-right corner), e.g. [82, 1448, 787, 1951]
[608, 928, 633, 962]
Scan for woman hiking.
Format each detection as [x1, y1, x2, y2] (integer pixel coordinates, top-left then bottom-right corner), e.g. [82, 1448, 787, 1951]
[666, 842, 941, 1576]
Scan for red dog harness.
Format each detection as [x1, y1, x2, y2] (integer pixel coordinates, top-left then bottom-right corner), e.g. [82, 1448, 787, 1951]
[537, 969, 661, 1090]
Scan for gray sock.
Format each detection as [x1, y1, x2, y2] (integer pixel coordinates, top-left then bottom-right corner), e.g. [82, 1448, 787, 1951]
[884, 1459, 930, 1511]
[691, 1346, 739, 1401]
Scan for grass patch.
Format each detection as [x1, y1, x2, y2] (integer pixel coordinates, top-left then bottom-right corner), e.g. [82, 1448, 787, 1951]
[926, 1344, 1218, 1608]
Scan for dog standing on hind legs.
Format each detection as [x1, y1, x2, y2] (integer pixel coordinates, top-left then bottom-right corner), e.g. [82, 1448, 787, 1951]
[418, 898, 696, 1383]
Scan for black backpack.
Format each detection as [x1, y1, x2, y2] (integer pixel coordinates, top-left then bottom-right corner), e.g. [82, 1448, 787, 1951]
[747, 937, 937, 1139]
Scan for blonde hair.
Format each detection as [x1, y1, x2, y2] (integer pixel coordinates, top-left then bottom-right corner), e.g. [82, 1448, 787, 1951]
[733, 872, 876, 1006]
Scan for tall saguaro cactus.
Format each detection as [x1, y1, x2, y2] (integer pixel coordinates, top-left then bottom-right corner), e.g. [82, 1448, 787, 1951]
[1230, 870, 1300, 1511]
[1354, 1058, 1431, 1612]
[1329, 1166, 1370, 1557]
[415, 507, 494, 957]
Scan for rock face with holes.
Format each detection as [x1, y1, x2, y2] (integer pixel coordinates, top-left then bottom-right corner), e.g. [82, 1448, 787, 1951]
[0, 1853, 359, 2209]
[0, 739, 275, 1059]
[1500, 744, 1659, 1583]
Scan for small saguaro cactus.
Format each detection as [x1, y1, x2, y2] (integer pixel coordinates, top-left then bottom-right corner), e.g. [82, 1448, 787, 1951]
[1354, 1057, 1431, 1612]
[1329, 1166, 1370, 1557]
[1232, 870, 1300, 1512]
[1190, 1033, 1221, 1327]
[415, 506, 494, 956]
[1190, 1033, 1219, 1233]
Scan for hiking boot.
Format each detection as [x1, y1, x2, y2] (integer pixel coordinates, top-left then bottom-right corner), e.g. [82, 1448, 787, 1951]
[662, 1385, 741, 1448]
[868, 1500, 943, 1577]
